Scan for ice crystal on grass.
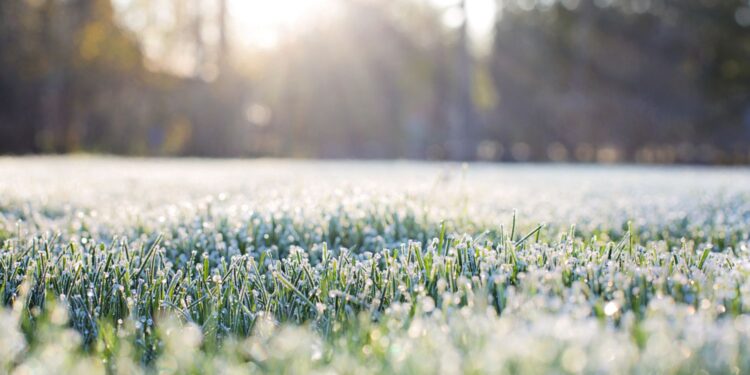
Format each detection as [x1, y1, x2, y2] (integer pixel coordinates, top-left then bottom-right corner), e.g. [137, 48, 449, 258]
[1, 158, 750, 373]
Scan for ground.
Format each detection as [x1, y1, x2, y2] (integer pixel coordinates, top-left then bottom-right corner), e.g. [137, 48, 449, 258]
[1, 157, 749, 373]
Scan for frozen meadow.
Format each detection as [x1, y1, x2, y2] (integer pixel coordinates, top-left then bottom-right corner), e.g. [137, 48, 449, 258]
[1, 157, 750, 373]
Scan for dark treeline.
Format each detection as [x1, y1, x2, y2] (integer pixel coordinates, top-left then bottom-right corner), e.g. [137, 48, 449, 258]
[1, 0, 749, 163]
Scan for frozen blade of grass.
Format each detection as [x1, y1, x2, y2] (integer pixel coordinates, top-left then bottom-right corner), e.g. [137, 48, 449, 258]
[133, 234, 162, 281]
[514, 223, 545, 247]
[699, 246, 711, 270]
[274, 271, 316, 310]
[437, 221, 446, 256]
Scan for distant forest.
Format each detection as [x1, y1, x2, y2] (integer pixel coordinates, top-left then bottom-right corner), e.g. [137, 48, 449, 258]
[1, 0, 749, 163]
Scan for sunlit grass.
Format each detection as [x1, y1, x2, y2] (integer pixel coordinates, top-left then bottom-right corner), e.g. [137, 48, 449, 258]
[1, 158, 750, 373]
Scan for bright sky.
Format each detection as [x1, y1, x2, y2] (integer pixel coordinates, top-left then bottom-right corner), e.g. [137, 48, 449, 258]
[112, 0, 499, 73]
[229, 0, 334, 49]
[230, 0, 498, 50]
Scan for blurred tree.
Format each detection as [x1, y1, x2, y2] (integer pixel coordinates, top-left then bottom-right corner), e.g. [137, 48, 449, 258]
[0, 0, 748, 163]
[488, 0, 750, 163]
[0, 0, 146, 153]
[452, 0, 480, 160]
[244, 0, 449, 159]
[0, 0, 247, 157]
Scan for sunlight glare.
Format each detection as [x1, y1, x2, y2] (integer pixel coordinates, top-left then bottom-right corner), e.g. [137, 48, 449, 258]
[230, 0, 335, 49]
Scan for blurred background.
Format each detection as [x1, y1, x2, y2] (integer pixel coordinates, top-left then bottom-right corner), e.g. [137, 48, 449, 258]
[1, 0, 749, 163]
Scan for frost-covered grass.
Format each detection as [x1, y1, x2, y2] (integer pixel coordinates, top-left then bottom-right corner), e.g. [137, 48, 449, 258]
[1, 157, 750, 374]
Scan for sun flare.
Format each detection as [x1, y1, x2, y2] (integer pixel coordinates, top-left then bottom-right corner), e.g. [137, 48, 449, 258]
[230, 0, 336, 49]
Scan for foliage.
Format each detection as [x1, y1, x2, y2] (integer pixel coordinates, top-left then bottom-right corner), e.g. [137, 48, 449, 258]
[2, 0, 750, 162]
[492, 0, 750, 162]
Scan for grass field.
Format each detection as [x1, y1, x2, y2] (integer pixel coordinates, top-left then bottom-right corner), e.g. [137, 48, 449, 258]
[1, 157, 750, 374]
